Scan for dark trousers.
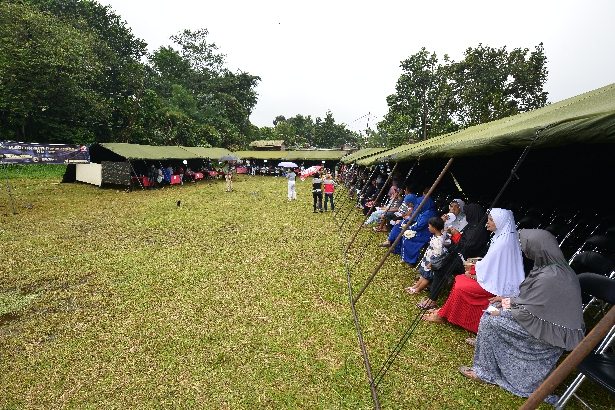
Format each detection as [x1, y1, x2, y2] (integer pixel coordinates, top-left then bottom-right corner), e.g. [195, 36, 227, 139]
[429, 255, 464, 301]
[313, 192, 322, 211]
[324, 193, 334, 211]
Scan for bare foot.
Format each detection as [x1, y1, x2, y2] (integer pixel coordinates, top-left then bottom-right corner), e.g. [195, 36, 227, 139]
[422, 313, 445, 324]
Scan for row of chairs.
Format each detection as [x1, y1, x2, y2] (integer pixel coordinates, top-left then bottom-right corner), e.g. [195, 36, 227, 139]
[555, 229, 615, 407]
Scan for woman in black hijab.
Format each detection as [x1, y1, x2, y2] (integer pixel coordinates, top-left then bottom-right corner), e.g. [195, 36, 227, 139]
[417, 203, 490, 310]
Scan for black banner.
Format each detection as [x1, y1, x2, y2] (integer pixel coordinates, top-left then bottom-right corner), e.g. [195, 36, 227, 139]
[0, 141, 89, 164]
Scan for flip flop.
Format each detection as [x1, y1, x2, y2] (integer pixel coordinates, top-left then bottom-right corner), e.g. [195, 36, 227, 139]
[465, 338, 476, 347]
[458, 366, 483, 383]
[416, 300, 437, 310]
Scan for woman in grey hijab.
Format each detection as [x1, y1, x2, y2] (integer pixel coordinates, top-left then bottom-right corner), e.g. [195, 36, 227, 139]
[459, 229, 585, 405]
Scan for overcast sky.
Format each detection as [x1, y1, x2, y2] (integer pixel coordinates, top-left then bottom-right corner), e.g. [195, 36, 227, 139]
[103, 0, 615, 132]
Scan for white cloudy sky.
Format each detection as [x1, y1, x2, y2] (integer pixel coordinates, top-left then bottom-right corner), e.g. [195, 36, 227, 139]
[103, 0, 615, 132]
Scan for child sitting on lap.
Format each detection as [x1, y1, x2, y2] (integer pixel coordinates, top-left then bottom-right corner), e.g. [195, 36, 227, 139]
[406, 216, 447, 294]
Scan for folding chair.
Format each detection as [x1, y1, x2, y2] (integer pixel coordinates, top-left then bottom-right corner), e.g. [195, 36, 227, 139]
[555, 273, 615, 409]
[516, 214, 545, 230]
[569, 252, 615, 313]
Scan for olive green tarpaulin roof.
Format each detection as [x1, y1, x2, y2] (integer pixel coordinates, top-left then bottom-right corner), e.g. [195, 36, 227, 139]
[340, 148, 388, 164]
[249, 140, 285, 147]
[232, 151, 287, 160]
[282, 150, 347, 161]
[358, 83, 615, 166]
[179, 147, 233, 160]
[99, 143, 201, 160]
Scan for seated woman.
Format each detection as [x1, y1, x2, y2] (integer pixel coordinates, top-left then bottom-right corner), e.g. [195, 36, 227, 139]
[400, 193, 438, 265]
[422, 208, 525, 333]
[416, 204, 490, 310]
[459, 229, 585, 406]
[378, 197, 416, 254]
[362, 188, 403, 228]
[442, 198, 468, 234]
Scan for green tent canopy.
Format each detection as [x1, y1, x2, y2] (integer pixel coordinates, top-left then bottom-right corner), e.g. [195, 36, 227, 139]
[98, 143, 200, 160]
[232, 151, 287, 160]
[359, 82, 615, 166]
[180, 147, 233, 160]
[340, 148, 388, 164]
[283, 150, 347, 161]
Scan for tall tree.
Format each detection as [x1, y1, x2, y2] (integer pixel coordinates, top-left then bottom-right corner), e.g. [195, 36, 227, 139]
[376, 44, 548, 147]
[0, 2, 111, 143]
[450, 43, 548, 127]
[22, 0, 148, 142]
[146, 29, 260, 149]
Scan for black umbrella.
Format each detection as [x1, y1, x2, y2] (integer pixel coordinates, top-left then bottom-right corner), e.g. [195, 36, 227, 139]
[219, 154, 239, 162]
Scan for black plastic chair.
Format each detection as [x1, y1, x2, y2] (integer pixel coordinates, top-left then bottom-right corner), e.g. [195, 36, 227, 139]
[570, 251, 615, 314]
[556, 273, 615, 409]
[546, 223, 573, 245]
[516, 214, 545, 230]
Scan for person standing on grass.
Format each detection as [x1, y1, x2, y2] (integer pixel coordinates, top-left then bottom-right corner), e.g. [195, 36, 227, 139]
[287, 168, 297, 201]
[312, 172, 323, 213]
[323, 173, 338, 211]
[225, 163, 234, 192]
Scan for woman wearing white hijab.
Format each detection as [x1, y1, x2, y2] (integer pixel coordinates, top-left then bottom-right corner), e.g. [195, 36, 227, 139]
[423, 209, 525, 333]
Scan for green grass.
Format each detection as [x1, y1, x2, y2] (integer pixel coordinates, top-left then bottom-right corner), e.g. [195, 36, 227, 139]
[1, 163, 67, 179]
[0, 173, 612, 409]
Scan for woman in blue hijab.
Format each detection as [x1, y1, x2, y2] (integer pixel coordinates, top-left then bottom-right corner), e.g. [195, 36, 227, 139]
[400, 194, 439, 264]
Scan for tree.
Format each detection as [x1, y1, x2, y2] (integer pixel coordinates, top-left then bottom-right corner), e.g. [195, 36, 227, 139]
[0, 2, 112, 143]
[22, 0, 148, 142]
[146, 29, 260, 149]
[378, 48, 456, 144]
[450, 43, 548, 127]
[313, 110, 361, 148]
[376, 44, 548, 147]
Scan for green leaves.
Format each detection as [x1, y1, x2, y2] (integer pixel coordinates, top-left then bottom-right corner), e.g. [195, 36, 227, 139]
[377, 44, 549, 146]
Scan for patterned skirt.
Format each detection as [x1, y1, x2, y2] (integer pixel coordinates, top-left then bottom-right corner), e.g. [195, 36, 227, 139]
[472, 313, 563, 405]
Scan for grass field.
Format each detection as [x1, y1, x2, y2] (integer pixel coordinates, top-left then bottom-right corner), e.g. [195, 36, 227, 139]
[1, 168, 612, 409]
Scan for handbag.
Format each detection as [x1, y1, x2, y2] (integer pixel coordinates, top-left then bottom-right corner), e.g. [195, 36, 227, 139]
[431, 251, 456, 270]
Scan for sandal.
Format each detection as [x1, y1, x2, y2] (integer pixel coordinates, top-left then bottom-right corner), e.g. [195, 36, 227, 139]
[458, 366, 483, 383]
[465, 338, 476, 347]
[416, 300, 437, 310]
[422, 313, 445, 324]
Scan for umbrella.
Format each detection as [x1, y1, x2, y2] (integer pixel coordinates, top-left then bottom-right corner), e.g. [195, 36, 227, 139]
[219, 154, 239, 162]
[278, 161, 298, 168]
[300, 165, 323, 180]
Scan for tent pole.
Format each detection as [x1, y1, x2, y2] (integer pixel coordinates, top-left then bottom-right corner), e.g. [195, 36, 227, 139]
[339, 166, 378, 230]
[353, 158, 454, 305]
[345, 163, 398, 253]
[519, 304, 615, 410]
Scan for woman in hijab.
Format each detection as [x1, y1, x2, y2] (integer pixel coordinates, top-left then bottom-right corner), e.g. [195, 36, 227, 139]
[416, 203, 490, 310]
[459, 229, 585, 405]
[422, 209, 525, 333]
[442, 198, 468, 235]
[400, 193, 439, 265]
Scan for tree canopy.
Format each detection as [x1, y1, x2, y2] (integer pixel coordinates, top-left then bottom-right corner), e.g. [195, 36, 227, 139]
[1, 0, 260, 149]
[376, 44, 549, 147]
